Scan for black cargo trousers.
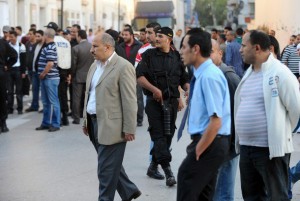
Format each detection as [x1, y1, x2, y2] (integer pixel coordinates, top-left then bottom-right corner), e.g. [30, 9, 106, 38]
[145, 97, 178, 168]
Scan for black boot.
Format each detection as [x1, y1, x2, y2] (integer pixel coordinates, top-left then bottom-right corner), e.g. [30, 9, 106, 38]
[147, 162, 165, 180]
[1, 120, 9, 133]
[163, 166, 176, 187]
[61, 112, 69, 126]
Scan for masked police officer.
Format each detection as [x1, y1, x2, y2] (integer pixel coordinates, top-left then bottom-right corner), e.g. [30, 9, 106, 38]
[136, 27, 189, 187]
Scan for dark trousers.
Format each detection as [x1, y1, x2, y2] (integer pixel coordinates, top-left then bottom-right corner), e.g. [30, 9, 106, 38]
[0, 68, 8, 121]
[177, 135, 229, 201]
[87, 114, 139, 201]
[72, 82, 85, 121]
[29, 71, 40, 110]
[136, 85, 144, 124]
[58, 70, 69, 114]
[7, 68, 23, 112]
[239, 145, 290, 201]
[145, 98, 178, 168]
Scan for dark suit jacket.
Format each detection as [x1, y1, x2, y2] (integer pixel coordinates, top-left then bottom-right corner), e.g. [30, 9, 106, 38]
[71, 40, 95, 83]
[83, 53, 137, 145]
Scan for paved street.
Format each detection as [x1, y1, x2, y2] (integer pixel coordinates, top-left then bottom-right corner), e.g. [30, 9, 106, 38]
[1, 100, 300, 201]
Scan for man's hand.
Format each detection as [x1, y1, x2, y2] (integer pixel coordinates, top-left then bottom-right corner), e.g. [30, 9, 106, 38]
[153, 88, 163, 104]
[21, 73, 26, 79]
[39, 72, 46, 79]
[178, 98, 184, 111]
[4, 66, 8, 71]
[66, 74, 71, 84]
[124, 133, 135, 141]
[82, 126, 89, 136]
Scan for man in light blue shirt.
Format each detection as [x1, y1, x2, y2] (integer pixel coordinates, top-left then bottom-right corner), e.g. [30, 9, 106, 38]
[177, 28, 231, 201]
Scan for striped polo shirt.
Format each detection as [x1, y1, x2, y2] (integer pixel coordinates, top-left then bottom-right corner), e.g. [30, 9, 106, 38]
[235, 70, 268, 147]
[38, 42, 59, 79]
[281, 44, 300, 74]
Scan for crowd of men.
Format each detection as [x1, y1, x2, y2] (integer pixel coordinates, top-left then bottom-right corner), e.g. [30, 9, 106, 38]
[1, 20, 300, 201]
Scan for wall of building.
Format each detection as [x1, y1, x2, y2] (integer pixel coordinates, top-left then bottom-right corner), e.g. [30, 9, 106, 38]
[0, 0, 134, 35]
[248, 0, 300, 50]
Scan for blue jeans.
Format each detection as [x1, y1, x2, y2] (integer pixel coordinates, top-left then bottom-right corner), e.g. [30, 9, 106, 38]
[213, 155, 239, 201]
[30, 71, 40, 110]
[240, 145, 290, 201]
[40, 79, 61, 128]
[289, 160, 300, 198]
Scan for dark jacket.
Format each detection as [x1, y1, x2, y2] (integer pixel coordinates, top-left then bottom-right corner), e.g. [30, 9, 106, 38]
[0, 39, 17, 68]
[219, 63, 241, 160]
[136, 48, 189, 99]
[25, 41, 36, 71]
[118, 39, 142, 65]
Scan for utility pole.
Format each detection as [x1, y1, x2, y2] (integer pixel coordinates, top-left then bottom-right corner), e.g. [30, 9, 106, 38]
[118, 0, 120, 31]
[61, 0, 64, 28]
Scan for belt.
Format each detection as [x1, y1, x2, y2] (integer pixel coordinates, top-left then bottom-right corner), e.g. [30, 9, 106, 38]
[88, 113, 97, 120]
[191, 134, 230, 140]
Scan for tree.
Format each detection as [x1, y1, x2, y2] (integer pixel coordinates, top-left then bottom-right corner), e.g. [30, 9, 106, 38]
[195, 0, 227, 27]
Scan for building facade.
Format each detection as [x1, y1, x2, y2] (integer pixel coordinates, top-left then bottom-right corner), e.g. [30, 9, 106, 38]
[0, 0, 134, 33]
[248, 0, 300, 49]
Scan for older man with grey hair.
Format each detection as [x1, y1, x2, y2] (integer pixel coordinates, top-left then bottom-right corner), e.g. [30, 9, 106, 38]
[36, 28, 61, 132]
[82, 33, 141, 201]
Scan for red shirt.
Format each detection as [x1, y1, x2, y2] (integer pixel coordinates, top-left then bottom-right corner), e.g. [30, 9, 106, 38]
[125, 44, 131, 59]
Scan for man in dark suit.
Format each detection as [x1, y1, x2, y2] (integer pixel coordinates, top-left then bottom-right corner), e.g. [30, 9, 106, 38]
[71, 30, 94, 124]
[82, 33, 141, 201]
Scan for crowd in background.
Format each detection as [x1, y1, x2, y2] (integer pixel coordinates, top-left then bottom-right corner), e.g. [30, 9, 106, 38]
[1, 21, 300, 201]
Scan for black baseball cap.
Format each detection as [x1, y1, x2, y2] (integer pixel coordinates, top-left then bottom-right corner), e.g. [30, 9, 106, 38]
[44, 22, 58, 32]
[63, 29, 70, 35]
[156, 27, 173, 39]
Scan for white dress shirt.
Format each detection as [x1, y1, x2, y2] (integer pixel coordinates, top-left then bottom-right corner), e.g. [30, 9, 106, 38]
[87, 52, 116, 114]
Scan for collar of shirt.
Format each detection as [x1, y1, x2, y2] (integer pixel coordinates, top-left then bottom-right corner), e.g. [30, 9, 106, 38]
[193, 59, 213, 79]
[155, 48, 174, 57]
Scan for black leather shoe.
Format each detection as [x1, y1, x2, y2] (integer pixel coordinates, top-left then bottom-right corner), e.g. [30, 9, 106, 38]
[48, 126, 60, 132]
[36, 125, 50, 131]
[1, 124, 9, 133]
[137, 122, 143, 127]
[147, 162, 165, 180]
[122, 190, 142, 201]
[18, 111, 23, 115]
[25, 107, 38, 112]
[72, 120, 80, 124]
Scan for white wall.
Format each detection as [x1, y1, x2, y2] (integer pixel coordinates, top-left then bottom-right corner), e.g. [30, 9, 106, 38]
[249, 0, 300, 50]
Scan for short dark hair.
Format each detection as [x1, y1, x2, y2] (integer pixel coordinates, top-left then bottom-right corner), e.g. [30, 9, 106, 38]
[36, 30, 44, 36]
[78, 30, 87, 39]
[139, 28, 146, 33]
[291, 35, 297, 39]
[211, 28, 218, 33]
[123, 28, 133, 35]
[28, 28, 36, 35]
[9, 30, 18, 37]
[124, 24, 132, 29]
[72, 24, 81, 30]
[186, 28, 211, 58]
[30, 24, 36, 28]
[105, 29, 119, 42]
[249, 30, 271, 51]
[224, 26, 232, 31]
[236, 27, 244, 36]
[146, 22, 161, 33]
[15, 26, 22, 31]
[269, 35, 280, 58]
[89, 28, 93, 32]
